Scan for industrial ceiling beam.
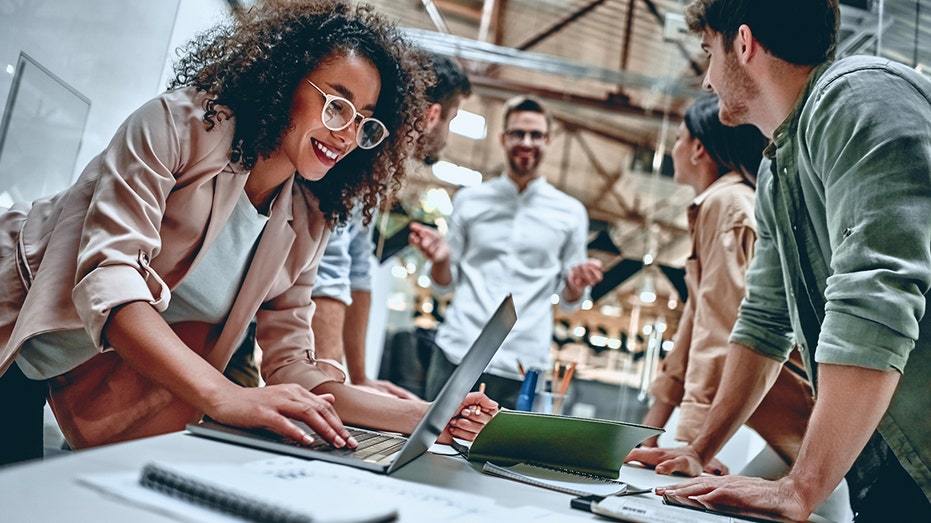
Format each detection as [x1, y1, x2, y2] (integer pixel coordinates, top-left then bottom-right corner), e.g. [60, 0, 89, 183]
[515, 0, 607, 51]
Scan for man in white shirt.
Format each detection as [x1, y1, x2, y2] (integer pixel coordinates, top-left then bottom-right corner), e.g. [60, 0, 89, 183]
[410, 95, 603, 408]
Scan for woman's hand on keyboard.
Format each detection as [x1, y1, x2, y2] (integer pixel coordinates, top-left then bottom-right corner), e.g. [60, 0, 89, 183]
[211, 384, 358, 450]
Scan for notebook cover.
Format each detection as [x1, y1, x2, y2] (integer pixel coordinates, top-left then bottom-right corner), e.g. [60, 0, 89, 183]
[467, 410, 662, 479]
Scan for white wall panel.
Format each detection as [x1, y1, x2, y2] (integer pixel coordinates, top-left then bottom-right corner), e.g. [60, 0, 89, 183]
[0, 0, 229, 189]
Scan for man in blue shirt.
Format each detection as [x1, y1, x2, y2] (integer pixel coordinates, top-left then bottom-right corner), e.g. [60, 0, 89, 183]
[309, 53, 473, 398]
[626, 1, 931, 521]
[410, 95, 603, 409]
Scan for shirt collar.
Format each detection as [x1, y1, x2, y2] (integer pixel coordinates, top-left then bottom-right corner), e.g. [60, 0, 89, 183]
[691, 172, 748, 208]
[766, 61, 833, 158]
[497, 173, 547, 194]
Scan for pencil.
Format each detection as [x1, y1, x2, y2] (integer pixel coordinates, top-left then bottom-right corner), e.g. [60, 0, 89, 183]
[517, 360, 526, 377]
[559, 362, 576, 395]
[471, 382, 486, 416]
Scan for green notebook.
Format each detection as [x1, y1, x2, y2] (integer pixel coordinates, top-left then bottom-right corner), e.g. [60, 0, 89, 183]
[466, 410, 663, 479]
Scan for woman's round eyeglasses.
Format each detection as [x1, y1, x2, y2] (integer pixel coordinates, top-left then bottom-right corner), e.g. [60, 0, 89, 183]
[305, 80, 388, 150]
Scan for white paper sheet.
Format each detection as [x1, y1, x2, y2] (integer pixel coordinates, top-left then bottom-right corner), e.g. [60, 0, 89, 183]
[78, 456, 550, 523]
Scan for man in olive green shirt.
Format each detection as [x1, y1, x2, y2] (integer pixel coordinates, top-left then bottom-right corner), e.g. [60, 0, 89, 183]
[626, 1, 931, 521]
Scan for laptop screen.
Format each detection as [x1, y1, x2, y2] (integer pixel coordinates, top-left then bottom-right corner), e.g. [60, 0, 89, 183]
[386, 294, 516, 473]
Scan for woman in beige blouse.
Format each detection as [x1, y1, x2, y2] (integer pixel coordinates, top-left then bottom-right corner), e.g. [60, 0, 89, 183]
[0, 0, 495, 466]
[635, 94, 813, 475]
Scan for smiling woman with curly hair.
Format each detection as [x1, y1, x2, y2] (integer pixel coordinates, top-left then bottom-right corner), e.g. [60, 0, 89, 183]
[0, 0, 497, 466]
[171, 0, 425, 227]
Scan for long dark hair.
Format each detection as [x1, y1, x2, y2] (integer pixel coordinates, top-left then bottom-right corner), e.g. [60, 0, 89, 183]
[683, 94, 768, 185]
[169, 0, 429, 226]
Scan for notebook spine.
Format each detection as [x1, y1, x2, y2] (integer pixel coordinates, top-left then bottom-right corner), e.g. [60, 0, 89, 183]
[140, 463, 313, 523]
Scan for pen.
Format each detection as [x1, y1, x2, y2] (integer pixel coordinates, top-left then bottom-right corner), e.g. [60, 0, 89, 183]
[471, 383, 486, 416]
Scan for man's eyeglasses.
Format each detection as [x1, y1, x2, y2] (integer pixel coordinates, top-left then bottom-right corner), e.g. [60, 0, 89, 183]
[504, 129, 548, 144]
[305, 80, 389, 150]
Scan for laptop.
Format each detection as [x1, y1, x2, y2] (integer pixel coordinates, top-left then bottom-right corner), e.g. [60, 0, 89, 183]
[186, 294, 516, 475]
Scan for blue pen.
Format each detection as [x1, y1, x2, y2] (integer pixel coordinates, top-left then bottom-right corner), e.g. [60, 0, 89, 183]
[515, 368, 539, 411]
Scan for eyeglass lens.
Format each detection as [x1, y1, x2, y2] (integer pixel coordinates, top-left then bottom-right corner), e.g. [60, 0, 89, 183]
[321, 98, 387, 149]
[506, 129, 547, 142]
[307, 80, 387, 149]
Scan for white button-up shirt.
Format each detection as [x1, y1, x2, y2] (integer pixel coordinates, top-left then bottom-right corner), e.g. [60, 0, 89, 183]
[433, 175, 589, 380]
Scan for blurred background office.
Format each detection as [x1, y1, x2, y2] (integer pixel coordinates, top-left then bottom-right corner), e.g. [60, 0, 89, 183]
[1, 0, 926, 471]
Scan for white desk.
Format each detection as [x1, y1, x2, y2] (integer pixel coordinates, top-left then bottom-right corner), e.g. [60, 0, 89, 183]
[0, 430, 690, 522]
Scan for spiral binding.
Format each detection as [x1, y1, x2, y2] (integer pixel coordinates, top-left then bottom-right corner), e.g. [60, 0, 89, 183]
[523, 461, 626, 484]
[481, 461, 628, 497]
[140, 463, 314, 523]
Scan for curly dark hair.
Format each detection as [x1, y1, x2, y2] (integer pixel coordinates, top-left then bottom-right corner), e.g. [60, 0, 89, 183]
[168, 0, 429, 227]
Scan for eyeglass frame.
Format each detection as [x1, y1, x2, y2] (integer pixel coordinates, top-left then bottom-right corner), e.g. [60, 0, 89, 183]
[305, 79, 389, 150]
[503, 128, 549, 144]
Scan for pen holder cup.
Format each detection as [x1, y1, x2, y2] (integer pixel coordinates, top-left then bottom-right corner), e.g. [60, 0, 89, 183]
[531, 391, 568, 416]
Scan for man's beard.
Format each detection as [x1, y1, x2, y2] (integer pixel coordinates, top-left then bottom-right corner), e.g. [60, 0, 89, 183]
[421, 130, 443, 165]
[718, 52, 759, 127]
[508, 154, 538, 177]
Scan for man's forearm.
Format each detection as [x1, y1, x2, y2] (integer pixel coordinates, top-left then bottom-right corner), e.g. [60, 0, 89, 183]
[562, 282, 583, 303]
[311, 297, 348, 362]
[314, 380, 428, 434]
[343, 290, 371, 383]
[430, 260, 452, 287]
[786, 363, 900, 513]
[690, 343, 782, 464]
[641, 399, 676, 447]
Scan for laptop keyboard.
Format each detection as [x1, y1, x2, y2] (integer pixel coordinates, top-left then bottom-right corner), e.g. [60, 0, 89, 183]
[281, 426, 408, 465]
[348, 428, 408, 462]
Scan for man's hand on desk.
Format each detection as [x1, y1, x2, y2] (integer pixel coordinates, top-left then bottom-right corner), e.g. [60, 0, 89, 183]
[656, 474, 811, 523]
[625, 445, 707, 477]
[437, 391, 499, 444]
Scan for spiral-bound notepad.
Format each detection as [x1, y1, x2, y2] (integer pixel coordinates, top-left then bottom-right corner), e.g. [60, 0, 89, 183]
[482, 461, 628, 497]
[137, 461, 398, 523]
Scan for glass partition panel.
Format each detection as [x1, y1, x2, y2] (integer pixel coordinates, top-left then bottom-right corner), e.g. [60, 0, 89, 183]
[0, 52, 90, 207]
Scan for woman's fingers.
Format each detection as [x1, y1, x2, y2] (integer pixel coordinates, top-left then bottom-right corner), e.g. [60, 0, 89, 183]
[442, 390, 498, 442]
[446, 416, 484, 440]
[225, 385, 357, 449]
[284, 392, 357, 449]
[462, 391, 499, 412]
